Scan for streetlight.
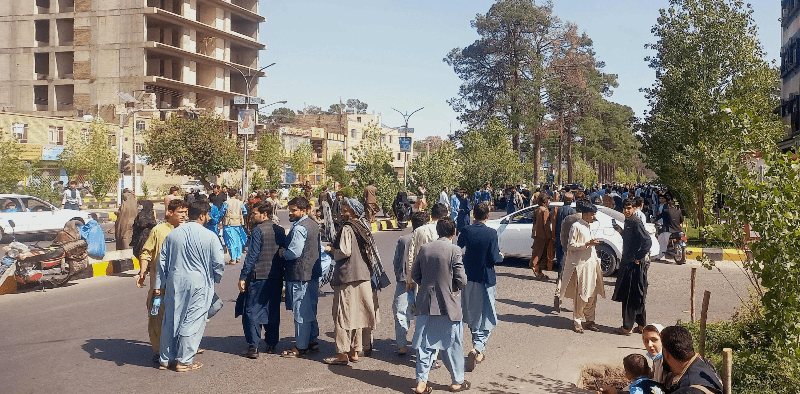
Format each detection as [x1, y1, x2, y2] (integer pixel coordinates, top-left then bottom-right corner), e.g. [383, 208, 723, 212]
[225, 62, 276, 194]
[391, 107, 423, 188]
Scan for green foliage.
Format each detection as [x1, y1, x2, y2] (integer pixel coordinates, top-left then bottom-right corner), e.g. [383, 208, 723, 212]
[253, 131, 284, 189]
[639, 0, 782, 226]
[459, 119, 523, 193]
[346, 99, 368, 114]
[249, 170, 269, 193]
[270, 107, 296, 123]
[326, 151, 349, 187]
[287, 142, 314, 183]
[59, 121, 118, 201]
[302, 105, 323, 115]
[572, 156, 597, 186]
[351, 122, 402, 216]
[714, 148, 800, 357]
[141, 181, 150, 199]
[0, 128, 26, 193]
[339, 186, 354, 199]
[288, 187, 303, 200]
[19, 163, 61, 205]
[327, 103, 345, 115]
[408, 142, 463, 202]
[142, 113, 240, 189]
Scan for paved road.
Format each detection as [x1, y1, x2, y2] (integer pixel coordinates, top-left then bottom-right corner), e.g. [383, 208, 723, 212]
[0, 210, 751, 393]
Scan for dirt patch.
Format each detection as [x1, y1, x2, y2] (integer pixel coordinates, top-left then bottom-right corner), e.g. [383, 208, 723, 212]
[580, 364, 629, 391]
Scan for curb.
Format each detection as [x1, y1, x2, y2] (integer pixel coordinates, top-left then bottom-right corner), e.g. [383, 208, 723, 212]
[0, 249, 137, 295]
[685, 247, 748, 262]
[370, 219, 400, 232]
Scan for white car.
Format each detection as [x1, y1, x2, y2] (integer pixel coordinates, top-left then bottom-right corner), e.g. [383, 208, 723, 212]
[181, 180, 204, 194]
[0, 194, 94, 239]
[485, 202, 660, 276]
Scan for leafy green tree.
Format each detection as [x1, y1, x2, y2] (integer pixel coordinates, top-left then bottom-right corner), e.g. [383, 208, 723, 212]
[351, 122, 401, 216]
[302, 105, 323, 115]
[0, 127, 26, 193]
[577, 100, 640, 184]
[459, 119, 524, 194]
[59, 121, 119, 202]
[287, 142, 314, 184]
[270, 107, 296, 123]
[326, 151, 349, 187]
[253, 131, 284, 189]
[639, 0, 782, 226]
[408, 142, 463, 201]
[327, 103, 345, 114]
[142, 113, 240, 189]
[346, 99, 368, 114]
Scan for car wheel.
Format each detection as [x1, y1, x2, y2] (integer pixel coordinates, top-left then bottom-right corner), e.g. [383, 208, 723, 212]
[596, 244, 618, 277]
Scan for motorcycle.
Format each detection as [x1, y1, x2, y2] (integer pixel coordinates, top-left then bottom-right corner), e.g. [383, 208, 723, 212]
[655, 222, 687, 264]
[392, 192, 412, 229]
[2, 219, 90, 290]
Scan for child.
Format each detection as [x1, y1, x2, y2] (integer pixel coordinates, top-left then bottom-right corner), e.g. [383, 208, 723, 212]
[641, 324, 665, 384]
[597, 354, 665, 394]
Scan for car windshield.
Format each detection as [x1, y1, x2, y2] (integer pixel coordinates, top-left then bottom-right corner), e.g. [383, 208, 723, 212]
[21, 197, 53, 212]
[0, 197, 22, 212]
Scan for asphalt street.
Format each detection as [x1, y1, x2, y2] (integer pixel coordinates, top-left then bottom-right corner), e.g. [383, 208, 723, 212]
[0, 210, 752, 393]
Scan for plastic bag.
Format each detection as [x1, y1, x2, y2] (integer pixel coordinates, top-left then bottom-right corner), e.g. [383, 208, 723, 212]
[79, 219, 106, 259]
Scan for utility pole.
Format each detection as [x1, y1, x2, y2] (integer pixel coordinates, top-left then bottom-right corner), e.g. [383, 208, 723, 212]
[391, 107, 423, 188]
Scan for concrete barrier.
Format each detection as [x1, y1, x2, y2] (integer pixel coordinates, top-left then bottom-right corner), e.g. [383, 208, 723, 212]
[685, 247, 747, 262]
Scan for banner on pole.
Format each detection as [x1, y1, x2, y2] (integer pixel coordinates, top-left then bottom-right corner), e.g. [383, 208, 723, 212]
[238, 109, 256, 135]
[399, 137, 412, 152]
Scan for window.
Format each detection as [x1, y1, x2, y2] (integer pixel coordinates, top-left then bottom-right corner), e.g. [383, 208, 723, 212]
[357, 116, 362, 123]
[381, 135, 386, 144]
[135, 120, 146, 132]
[135, 143, 144, 154]
[397, 153, 402, 160]
[12, 123, 28, 143]
[22, 197, 53, 212]
[350, 129, 356, 138]
[389, 135, 393, 143]
[48, 126, 64, 145]
[107, 133, 116, 147]
[80, 128, 89, 143]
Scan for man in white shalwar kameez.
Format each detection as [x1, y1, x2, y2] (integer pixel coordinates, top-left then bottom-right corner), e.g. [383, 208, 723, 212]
[560, 201, 606, 334]
[155, 201, 225, 371]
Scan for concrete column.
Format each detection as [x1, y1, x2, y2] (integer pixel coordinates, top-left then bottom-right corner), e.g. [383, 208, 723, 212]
[184, 0, 196, 21]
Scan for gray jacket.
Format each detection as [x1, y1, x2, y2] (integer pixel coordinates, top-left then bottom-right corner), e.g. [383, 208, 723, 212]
[393, 233, 413, 282]
[411, 237, 467, 322]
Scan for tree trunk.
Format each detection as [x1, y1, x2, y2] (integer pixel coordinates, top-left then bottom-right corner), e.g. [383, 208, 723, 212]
[566, 121, 573, 184]
[532, 130, 541, 186]
[557, 131, 563, 185]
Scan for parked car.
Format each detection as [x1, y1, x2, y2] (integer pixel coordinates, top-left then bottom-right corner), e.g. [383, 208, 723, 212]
[0, 194, 94, 240]
[485, 202, 660, 276]
[181, 180, 204, 194]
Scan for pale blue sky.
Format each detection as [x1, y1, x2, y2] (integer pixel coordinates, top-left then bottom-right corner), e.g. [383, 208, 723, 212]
[258, 0, 780, 139]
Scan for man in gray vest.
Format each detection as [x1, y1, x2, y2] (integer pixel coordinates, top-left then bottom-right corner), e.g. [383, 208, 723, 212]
[238, 200, 286, 359]
[279, 197, 323, 358]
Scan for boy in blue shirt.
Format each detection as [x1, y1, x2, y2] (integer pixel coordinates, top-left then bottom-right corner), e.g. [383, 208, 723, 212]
[598, 353, 665, 394]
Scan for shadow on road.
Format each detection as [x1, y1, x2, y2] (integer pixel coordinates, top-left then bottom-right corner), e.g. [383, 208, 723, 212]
[200, 335, 250, 356]
[480, 373, 590, 393]
[327, 364, 419, 393]
[495, 298, 553, 315]
[82, 338, 153, 368]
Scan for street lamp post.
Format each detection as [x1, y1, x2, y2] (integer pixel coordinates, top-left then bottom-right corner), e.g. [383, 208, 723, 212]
[391, 107, 423, 188]
[226, 62, 276, 195]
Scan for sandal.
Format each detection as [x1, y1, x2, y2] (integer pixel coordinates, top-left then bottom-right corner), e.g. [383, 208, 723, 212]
[196, 348, 205, 354]
[465, 349, 478, 372]
[411, 386, 434, 394]
[616, 327, 632, 336]
[175, 362, 202, 372]
[322, 356, 349, 365]
[280, 347, 308, 358]
[450, 380, 471, 392]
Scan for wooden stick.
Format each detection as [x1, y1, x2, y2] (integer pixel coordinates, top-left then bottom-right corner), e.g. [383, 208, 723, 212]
[723, 347, 732, 394]
[691, 267, 697, 322]
[699, 290, 711, 358]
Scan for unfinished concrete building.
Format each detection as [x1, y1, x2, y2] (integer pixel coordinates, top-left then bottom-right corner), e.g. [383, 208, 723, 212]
[0, 0, 265, 122]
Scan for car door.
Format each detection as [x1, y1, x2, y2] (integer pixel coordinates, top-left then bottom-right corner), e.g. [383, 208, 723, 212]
[0, 197, 28, 233]
[21, 196, 57, 233]
[497, 206, 536, 257]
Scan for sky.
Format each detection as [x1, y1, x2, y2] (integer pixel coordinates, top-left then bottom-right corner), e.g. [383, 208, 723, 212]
[258, 0, 781, 140]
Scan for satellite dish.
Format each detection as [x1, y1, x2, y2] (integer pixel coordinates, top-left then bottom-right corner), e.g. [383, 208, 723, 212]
[82, 114, 94, 121]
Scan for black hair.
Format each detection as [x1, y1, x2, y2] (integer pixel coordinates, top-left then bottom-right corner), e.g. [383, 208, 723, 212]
[623, 198, 635, 208]
[623, 354, 651, 379]
[436, 217, 456, 238]
[430, 203, 448, 220]
[661, 325, 695, 361]
[473, 202, 490, 221]
[167, 199, 188, 213]
[411, 211, 429, 230]
[253, 200, 274, 218]
[634, 196, 644, 208]
[288, 196, 311, 210]
[188, 201, 210, 220]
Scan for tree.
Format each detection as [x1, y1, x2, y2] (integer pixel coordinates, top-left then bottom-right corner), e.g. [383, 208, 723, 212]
[459, 118, 524, 194]
[270, 107, 296, 123]
[0, 127, 26, 193]
[327, 103, 345, 114]
[302, 105, 323, 115]
[351, 122, 402, 216]
[59, 121, 119, 201]
[639, 0, 782, 227]
[253, 131, 284, 190]
[346, 99, 368, 114]
[327, 151, 349, 187]
[287, 142, 314, 184]
[577, 100, 640, 184]
[142, 113, 241, 189]
[445, 0, 565, 154]
[408, 142, 463, 201]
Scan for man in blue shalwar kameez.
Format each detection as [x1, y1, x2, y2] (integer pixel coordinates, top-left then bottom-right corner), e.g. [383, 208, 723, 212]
[457, 202, 504, 373]
[279, 197, 323, 358]
[155, 201, 225, 372]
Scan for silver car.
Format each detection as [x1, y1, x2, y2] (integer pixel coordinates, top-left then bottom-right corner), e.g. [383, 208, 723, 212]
[0, 194, 93, 240]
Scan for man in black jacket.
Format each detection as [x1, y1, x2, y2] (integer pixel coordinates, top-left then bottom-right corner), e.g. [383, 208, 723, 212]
[612, 198, 653, 335]
[661, 325, 723, 393]
[656, 196, 684, 261]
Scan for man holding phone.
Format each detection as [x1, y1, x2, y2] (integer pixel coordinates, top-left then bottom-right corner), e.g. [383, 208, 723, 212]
[560, 200, 606, 334]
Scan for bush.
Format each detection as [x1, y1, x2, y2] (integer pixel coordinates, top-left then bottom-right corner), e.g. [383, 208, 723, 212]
[339, 186, 354, 198]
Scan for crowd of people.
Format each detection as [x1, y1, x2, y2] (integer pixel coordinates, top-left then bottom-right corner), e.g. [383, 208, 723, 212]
[119, 178, 719, 393]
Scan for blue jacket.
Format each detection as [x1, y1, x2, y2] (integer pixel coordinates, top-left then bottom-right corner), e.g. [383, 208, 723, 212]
[456, 222, 503, 286]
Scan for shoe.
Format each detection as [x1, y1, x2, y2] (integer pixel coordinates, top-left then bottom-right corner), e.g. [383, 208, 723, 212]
[244, 346, 259, 359]
[552, 295, 561, 314]
[616, 326, 632, 336]
[583, 321, 600, 332]
[151, 353, 160, 365]
[656, 253, 665, 261]
[264, 345, 276, 354]
[450, 380, 471, 392]
[465, 349, 478, 372]
[573, 322, 584, 334]
[633, 326, 644, 334]
[363, 347, 373, 357]
[322, 356, 349, 365]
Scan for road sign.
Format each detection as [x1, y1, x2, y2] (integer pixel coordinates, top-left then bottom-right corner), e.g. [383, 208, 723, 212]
[399, 137, 412, 152]
[238, 109, 256, 135]
[233, 96, 263, 105]
[398, 127, 414, 134]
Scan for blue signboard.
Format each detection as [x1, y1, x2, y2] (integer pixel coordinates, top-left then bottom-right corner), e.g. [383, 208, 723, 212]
[42, 145, 65, 161]
[399, 137, 412, 152]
